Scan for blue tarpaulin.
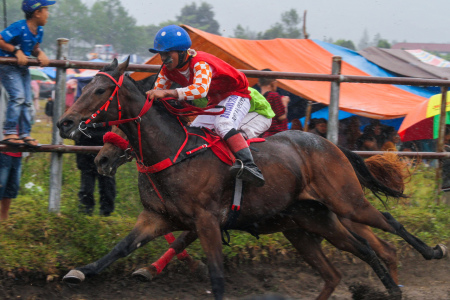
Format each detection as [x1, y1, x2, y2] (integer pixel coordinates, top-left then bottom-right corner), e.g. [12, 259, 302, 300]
[295, 41, 437, 130]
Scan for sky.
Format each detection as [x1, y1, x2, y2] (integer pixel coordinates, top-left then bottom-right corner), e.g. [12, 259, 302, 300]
[81, 0, 450, 44]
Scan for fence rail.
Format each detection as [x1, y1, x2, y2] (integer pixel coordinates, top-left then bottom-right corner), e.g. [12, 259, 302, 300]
[1, 144, 448, 159]
[1, 57, 450, 86]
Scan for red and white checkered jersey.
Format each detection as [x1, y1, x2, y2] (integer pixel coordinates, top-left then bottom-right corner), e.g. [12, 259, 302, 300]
[154, 61, 212, 100]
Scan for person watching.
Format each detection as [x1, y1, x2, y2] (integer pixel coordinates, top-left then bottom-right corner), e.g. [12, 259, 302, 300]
[0, 0, 55, 147]
[258, 69, 289, 137]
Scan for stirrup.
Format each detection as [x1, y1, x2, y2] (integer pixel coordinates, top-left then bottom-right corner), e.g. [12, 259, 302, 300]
[234, 159, 244, 178]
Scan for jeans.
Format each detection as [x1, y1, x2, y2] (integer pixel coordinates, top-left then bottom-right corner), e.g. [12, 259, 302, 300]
[0, 153, 22, 199]
[0, 65, 33, 137]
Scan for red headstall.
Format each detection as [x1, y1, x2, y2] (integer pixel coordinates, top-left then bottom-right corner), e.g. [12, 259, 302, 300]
[85, 72, 124, 125]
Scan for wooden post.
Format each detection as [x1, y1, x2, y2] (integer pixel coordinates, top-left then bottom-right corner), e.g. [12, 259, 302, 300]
[48, 38, 69, 212]
[436, 87, 448, 204]
[304, 101, 313, 132]
[327, 56, 342, 144]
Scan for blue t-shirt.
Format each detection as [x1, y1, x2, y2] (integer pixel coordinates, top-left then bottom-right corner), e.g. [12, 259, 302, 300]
[0, 20, 44, 57]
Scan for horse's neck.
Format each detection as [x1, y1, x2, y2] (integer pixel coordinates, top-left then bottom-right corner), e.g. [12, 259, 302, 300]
[119, 99, 187, 166]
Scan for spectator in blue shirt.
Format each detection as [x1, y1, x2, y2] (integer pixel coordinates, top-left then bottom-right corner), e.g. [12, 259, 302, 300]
[0, 0, 55, 147]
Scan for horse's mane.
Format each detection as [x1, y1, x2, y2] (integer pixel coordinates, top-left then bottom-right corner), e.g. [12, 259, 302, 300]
[125, 74, 155, 96]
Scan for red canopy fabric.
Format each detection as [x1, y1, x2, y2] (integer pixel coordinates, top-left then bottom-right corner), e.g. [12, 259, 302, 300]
[133, 25, 426, 119]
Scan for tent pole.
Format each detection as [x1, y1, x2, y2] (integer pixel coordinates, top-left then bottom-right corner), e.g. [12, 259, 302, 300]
[327, 56, 342, 144]
[304, 101, 313, 132]
[436, 86, 448, 204]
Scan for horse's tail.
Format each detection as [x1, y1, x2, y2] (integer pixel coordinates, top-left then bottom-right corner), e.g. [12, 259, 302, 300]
[338, 146, 409, 205]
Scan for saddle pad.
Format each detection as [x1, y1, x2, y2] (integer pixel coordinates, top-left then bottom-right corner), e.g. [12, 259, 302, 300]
[209, 136, 266, 166]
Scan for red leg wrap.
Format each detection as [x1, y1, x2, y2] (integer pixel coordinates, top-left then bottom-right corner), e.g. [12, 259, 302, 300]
[151, 248, 176, 274]
[164, 233, 176, 244]
[176, 250, 190, 260]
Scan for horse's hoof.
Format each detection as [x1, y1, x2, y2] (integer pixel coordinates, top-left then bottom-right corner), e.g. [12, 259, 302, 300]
[132, 268, 153, 282]
[193, 261, 209, 281]
[436, 244, 448, 258]
[63, 270, 85, 285]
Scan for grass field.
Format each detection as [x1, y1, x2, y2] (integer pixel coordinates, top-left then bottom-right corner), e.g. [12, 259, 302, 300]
[0, 100, 449, 275]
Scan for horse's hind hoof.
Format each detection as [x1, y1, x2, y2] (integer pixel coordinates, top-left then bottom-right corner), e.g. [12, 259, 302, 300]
[436, 244, 448, 259]
[132, 268, 153, 282]
[63, 270, 85, 285]
[193, 261, 209, 281]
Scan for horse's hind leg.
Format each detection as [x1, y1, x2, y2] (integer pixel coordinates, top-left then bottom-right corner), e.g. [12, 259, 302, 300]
[292, 210, 402, 299]
[63, 210, 171, 284]
[333, 196, 447, 261]
[340, 218, 399, 284]
[382, 211, 447, 260]
[283, 229, 341, 300]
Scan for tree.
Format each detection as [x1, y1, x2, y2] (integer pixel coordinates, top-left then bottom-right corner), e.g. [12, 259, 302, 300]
[280, 9, 302, 39]
[233, 25, 257, 40]
[176, 2, 220, 35]
[42, 0, 91, 59]
[233, 9, 302, 40]
[334, 39, 356, 50]
[85, 0, 147, 56]
[377, 39, 391, 49]
[0, 0, 23, 29]
[257, 9, 302, 40]
[358, 29, 370, 50]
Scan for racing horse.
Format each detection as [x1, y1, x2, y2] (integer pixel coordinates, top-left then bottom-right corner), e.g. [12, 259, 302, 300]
[92, 125, 406, 293]
[57, 58, 447, 300]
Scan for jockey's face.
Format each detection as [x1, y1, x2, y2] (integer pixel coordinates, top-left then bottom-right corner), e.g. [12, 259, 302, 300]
[160, 51, 178, 71]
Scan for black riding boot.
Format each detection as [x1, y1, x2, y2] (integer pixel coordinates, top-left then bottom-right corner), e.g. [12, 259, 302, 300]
[225, 129, 265, 187]
[230, 147, 265, 187]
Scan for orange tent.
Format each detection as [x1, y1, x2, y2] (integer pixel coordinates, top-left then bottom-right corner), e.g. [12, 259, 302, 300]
[132, 25, 426, 119]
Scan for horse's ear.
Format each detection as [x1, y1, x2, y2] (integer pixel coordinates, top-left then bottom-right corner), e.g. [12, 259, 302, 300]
[101, 58, 118, 72]
[117, 56, 130, 75]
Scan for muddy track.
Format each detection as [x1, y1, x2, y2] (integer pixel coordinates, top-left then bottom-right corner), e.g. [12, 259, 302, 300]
[1, 253, 448, 299]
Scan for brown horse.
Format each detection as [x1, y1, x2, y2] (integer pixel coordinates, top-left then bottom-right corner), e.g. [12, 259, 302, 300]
[57, 58, 447, 300]
[94, 125, 405, 290]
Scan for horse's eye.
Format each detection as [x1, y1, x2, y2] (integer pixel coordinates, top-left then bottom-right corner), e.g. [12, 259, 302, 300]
[95, 88, 106, 95]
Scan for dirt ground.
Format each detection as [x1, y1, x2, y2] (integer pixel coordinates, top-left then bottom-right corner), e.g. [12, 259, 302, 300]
[0, 251, 448, 300]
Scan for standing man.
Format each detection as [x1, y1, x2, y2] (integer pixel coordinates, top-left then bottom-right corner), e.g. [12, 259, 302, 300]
[76, 126, 116, 217]
[0, 0, 55, 147]
[258, 69, 289, 137]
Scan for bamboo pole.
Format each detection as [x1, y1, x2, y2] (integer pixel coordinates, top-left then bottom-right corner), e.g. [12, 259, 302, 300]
[327, 56, 342, 144]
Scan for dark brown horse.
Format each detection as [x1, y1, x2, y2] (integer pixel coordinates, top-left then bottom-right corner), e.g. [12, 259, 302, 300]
[94, 125, 404, 290]
[57, 58, 447, 300]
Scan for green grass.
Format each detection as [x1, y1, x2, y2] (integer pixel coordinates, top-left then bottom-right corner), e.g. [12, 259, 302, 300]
[0, 101, 449, 275]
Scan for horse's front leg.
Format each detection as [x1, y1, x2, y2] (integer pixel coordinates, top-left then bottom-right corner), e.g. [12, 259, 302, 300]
[63, 210, 171, 284]
[132, 230, 207, 281]
[196, 210, 225, 300]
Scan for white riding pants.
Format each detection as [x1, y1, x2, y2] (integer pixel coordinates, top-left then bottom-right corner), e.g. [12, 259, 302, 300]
[190, 95, 271, 139]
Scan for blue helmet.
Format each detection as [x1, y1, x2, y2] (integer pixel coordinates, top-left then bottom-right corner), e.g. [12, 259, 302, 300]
[149, 25, 191, 54]
[22, 0, 56, 13]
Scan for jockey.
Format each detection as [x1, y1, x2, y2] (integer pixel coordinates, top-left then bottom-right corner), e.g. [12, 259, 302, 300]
[146, 25, 271, 187]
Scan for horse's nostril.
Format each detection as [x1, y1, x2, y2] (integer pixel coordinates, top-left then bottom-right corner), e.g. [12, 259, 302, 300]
[63, 120, 73, 128]
[99, 157, 109, 167]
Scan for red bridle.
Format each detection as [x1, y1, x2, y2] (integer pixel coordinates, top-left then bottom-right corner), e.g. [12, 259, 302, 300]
[85, 72, 124, 126]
